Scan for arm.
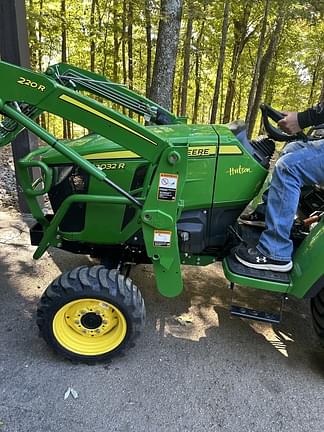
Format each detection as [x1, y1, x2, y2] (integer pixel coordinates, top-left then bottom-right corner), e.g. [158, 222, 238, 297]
[278, 102, 324, 134]
[297, 102, 324, 128]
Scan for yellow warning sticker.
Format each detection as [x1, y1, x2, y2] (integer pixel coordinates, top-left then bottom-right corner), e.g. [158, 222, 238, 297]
[153, 230, 172, 247]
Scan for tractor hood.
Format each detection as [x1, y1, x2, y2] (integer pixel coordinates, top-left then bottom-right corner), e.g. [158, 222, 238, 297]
[40, 124, 220, 164]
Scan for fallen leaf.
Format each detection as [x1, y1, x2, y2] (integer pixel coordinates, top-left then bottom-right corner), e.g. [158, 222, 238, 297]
[70, 388, 78, 399]
[64, 388, 71, 400]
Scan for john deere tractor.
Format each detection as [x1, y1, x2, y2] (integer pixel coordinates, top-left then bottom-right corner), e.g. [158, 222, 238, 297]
[0, 60, 323, 363]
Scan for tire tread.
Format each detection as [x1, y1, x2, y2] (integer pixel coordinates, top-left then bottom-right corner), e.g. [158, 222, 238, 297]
[37, 265, 145, 364]
[311, 287, 324, 343]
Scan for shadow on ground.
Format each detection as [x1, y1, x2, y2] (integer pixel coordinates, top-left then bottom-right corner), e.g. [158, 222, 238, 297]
[0, 213, 323, 432]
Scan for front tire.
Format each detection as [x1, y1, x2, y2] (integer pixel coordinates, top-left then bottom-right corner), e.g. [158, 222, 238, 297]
[37, 265, 145, 363]
[311, 287, 324, 345]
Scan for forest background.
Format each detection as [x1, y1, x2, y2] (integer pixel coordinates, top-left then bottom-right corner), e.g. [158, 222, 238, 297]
[26, 0, 324, 139]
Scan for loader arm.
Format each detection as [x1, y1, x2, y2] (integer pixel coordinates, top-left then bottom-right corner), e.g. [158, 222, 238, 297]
[46, 63, 185, 125]
[0, 60, 188, 297]
[0, 60, 169, 162]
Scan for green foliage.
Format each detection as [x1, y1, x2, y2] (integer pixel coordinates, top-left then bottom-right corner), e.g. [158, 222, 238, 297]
[26, 0, 323, 138]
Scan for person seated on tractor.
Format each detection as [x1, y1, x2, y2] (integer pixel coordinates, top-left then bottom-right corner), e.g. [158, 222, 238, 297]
[235, 101, 324, 272]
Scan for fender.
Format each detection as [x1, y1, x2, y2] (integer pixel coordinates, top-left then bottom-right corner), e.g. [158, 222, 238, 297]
[288, 219, 324, 299]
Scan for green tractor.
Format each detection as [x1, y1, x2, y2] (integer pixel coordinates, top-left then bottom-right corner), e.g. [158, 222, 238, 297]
[0, 60, 323, 363]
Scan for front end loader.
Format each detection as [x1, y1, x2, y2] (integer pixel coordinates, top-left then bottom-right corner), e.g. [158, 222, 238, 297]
[0, 60, 323, 363]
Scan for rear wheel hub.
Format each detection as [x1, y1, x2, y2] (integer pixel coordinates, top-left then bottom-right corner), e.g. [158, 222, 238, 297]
[80, 312, 102, 329]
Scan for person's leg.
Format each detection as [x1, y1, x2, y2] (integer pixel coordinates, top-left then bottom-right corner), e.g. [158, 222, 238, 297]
[260, 141, 309, 209]
[258, 140, 324, 261]
[240, 141, 307, 224]
[236, 140, 324, 271]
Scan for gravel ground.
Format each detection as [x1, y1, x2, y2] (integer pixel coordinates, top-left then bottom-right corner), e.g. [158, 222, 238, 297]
[0, 212, 322, 432]
[0, 147, 18, 211]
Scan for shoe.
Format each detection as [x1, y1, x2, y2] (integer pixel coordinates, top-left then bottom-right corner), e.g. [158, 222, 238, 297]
[234, 244, 293, 272]
[239, 211, 266, 228]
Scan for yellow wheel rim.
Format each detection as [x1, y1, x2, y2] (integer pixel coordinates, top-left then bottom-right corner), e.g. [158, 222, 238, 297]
[53, 298, 127, 356]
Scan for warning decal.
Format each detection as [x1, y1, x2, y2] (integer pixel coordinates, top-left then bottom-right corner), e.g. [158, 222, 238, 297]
[153, 230, 172, 247]
[158, 173, 178, 201]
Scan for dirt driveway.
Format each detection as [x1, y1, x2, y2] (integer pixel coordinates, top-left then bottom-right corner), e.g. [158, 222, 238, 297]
[0, 211, 323, 432]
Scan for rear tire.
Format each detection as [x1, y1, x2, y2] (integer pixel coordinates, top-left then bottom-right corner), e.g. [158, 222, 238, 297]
[311, 287, 324, 345]
[37, 265, 145, 363]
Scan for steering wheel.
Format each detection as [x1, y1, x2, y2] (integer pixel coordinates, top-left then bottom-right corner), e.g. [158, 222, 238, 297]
[260, 103, 308, 142]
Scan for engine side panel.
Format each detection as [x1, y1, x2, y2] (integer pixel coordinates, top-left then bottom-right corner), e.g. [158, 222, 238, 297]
[42, 123, 270, 248]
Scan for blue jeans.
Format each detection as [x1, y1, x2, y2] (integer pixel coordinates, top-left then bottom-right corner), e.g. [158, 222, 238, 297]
[256, 139, 324, 261]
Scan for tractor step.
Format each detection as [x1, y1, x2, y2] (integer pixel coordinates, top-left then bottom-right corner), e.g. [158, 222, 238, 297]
[228, 280, 286, 325]
[230, 305, 281, 324]
[226, 255, 290, 283]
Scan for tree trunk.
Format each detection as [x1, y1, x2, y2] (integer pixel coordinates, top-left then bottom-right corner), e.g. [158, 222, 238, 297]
[222, 2, 253, 123]
[127, 0, 133, 90]
[38, 0, 46, 128]
[320, 77, 324, 103]
[61, 0, 67, 63]
[101, 2, 113, 76]
[61, 0, 69, 139]
[192, 53, 201, 124]
[210, 0, 230, 123]
[236, 77, 242, 119]
[248, 14, 284, 138]
[308, 54, 322, 106]
[28, 0, 38, 69]
[122, 0, 127, 85]
[258, 54, 279, 135]
[192, 20, 205, 123]
[263, 54, 278, 106]
[246, 0, 270, 137]
[145, 0, 152, 97]
[176, 69, 183, 116]
[219, 74, 224, 123]
[113, 0, 119, 82]
[180, 2, 193, 117]
[150, 0, 183, 110]
[90, 0, 96, 72]
[38, 0, 43, 71]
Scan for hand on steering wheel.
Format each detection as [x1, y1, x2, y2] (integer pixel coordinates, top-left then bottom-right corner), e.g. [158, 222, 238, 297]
[278, 112, 302, 135]
[260, 104, 307, 142]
